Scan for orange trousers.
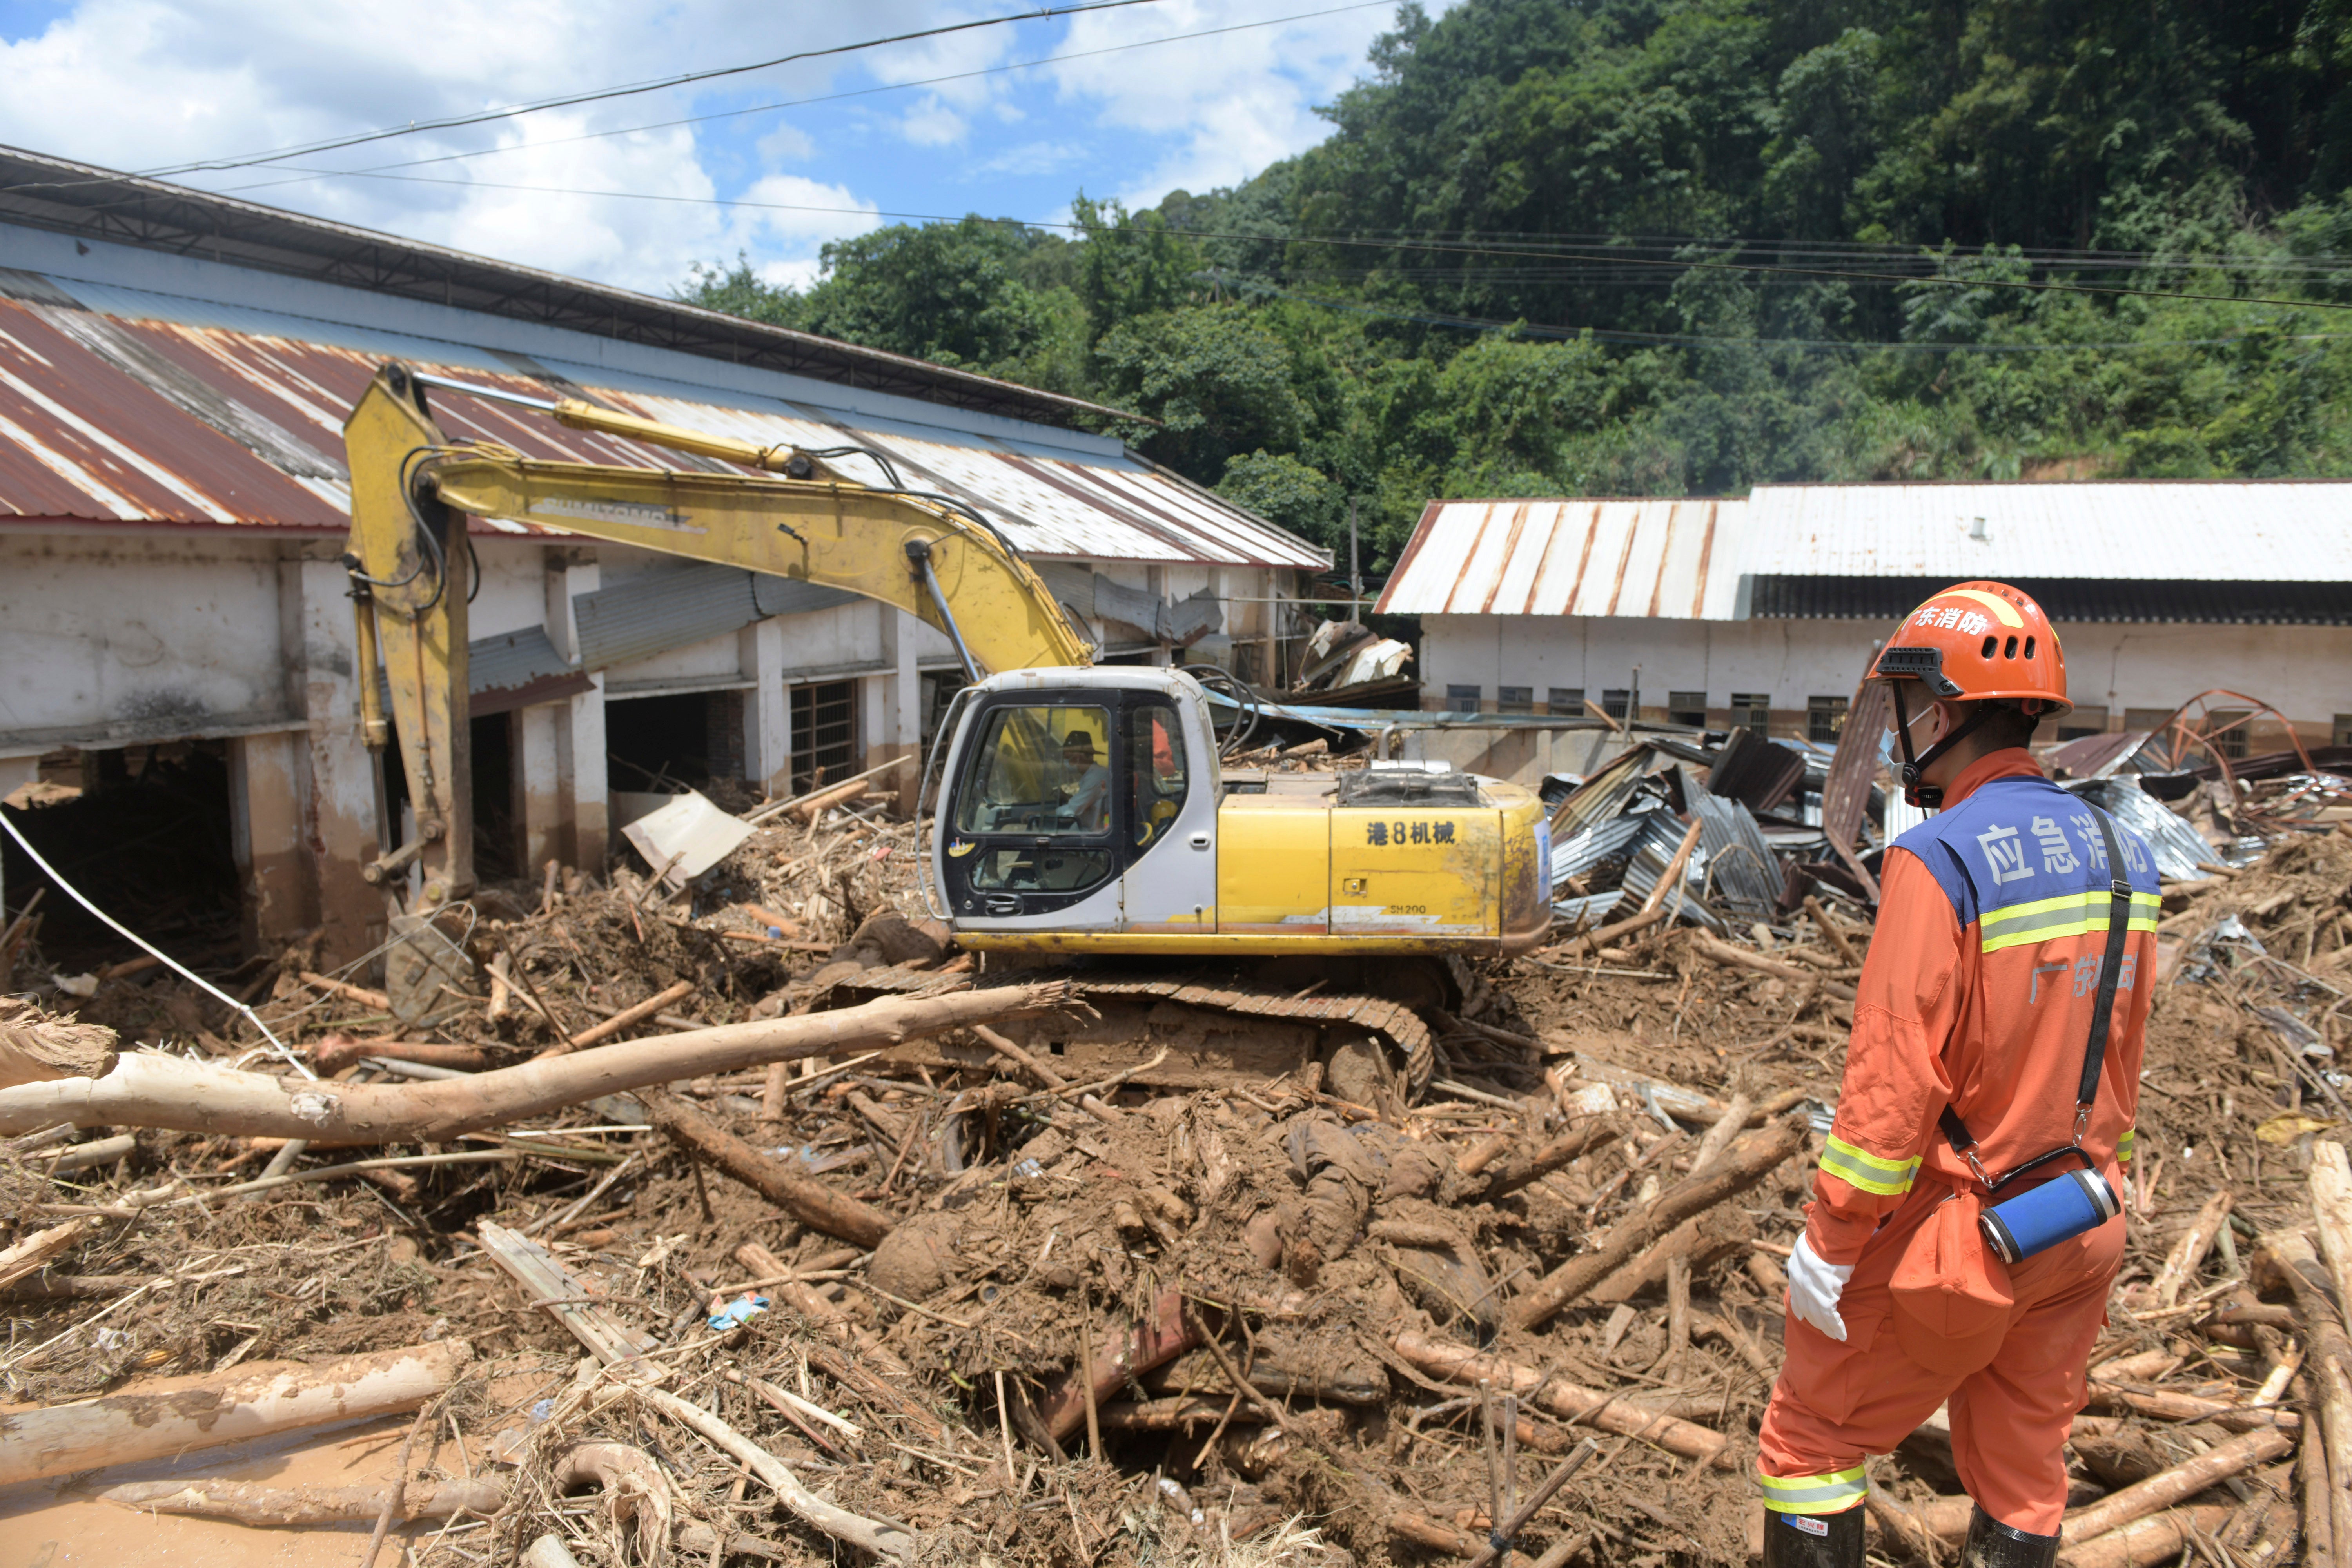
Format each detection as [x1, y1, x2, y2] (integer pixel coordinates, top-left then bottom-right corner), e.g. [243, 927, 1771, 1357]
[1757, 1179, 2124, 1533]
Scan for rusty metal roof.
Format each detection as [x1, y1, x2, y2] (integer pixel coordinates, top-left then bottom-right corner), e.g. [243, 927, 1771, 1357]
[0, 256, 1328, 571]
[0, 143, 1129, 431]
[1375, 497, 1744, 619]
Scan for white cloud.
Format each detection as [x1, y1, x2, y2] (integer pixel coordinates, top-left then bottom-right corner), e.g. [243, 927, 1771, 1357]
[898, 96, 967, 148]
[0, 0, 920, 291]
[0, 0, 1436, 294]
[1042, 0, 1425, 205]
[755, 121, 815, 165]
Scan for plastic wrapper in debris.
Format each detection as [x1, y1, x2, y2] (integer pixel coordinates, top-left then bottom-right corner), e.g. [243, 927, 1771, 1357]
[707, 1294, 771, 1330]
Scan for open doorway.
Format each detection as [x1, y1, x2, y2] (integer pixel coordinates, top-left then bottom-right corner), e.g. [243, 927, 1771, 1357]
[1, 741, 240, 974]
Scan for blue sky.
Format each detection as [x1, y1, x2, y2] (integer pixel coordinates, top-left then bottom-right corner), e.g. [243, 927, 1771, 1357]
[0, 0, 1422, 294]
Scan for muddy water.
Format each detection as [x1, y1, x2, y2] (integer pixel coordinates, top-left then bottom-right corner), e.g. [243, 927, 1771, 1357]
[1, 1412, 441, 1568]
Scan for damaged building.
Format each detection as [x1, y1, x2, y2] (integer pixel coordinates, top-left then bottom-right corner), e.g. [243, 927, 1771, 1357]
[0, 147, 1328, 967]
[1382, 486, 2352, 779]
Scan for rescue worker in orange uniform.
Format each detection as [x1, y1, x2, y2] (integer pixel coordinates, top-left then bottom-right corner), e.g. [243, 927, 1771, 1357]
[1756, 583, 2161, 1568]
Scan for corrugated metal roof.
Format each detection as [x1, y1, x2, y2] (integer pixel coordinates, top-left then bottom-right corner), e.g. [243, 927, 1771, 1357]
[0, 256, 1328, 572]
[1384, 481, 2351, 622]
[1375, 498, 1746, 619]
[1743, 482, 2352, 582]
[0, 143, 1133, 431]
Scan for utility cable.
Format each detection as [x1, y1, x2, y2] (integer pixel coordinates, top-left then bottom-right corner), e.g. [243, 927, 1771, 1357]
[126, 0, 1171, 179]
[1224, 276, 2352, 353]
[223, 167, 2352, 314]
[0, 809, 310, 1077]
[210, 0, 1397, 198]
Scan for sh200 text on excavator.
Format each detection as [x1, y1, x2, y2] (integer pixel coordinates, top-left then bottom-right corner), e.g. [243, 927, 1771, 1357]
[342, 361, 1550, 1097]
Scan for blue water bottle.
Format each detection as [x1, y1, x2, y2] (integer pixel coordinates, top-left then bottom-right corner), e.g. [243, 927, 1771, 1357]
[1978, 1168, 2121, 1265]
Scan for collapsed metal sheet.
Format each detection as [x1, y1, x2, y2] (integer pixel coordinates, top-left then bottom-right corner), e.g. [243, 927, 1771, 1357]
[1619, 812, 1726, 934]
[1690, 784, 1781, 915]
[1549, 813, 1647, 893]
[2062, 778, 2214, 880]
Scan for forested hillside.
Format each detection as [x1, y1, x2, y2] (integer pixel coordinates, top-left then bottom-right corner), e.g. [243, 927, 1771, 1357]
[681, 0, 2352, 569]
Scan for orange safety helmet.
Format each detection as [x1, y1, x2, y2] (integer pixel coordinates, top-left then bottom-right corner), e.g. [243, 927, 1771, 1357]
[1868, 581, 2070, 807]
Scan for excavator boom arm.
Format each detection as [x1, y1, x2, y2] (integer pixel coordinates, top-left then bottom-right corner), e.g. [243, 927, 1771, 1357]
[341, 360, 1089, 907]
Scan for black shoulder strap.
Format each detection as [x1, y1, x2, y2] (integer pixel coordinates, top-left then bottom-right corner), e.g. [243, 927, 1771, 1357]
[1939, 804, 2135, 1183]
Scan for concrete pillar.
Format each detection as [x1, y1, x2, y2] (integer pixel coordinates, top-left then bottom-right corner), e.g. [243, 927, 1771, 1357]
[546, 554, 608, 871]
[284, 555, 383, 965]
[862, 608, 922, 815]
[741, 617, 791, 797]
[229, 730, 312, 951]
[515, 703, 563, 876]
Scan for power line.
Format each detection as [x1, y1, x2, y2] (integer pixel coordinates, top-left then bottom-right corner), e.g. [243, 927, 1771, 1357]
[1230, 277, 2352, 352]
[129, 0, 1170, 179]
[209, 0, 1398, 197]
[214, 166, 2352, 314]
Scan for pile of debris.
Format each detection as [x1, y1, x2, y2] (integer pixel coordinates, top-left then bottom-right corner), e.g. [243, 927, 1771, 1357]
[0, 733, 2346, 1566]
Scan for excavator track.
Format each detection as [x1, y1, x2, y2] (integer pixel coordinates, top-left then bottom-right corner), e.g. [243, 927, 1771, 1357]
[815, 963, 1439, 1099]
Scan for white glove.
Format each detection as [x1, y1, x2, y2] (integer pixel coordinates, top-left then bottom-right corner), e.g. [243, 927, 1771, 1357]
[1787, 1235, 1855, 1342]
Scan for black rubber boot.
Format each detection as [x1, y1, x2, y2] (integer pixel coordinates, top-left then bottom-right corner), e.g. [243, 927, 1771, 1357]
[1760, 1506, 1864, 1568]
[1960, 1505, 2060, 1568]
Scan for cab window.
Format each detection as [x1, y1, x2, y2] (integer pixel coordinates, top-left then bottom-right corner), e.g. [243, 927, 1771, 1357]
[955, 704, 1115, 837]
[1125, 701, 1190, 850]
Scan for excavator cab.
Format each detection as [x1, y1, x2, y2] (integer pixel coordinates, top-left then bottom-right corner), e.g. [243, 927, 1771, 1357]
[930, 668, 1222, 940]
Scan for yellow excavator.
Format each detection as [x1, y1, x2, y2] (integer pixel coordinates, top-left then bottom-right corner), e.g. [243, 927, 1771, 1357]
[343, 362, 1551, 1093]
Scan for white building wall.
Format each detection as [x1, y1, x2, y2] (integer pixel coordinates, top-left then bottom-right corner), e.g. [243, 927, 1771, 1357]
[0, 532, 297, 753]
[1421, 613, 2352, 743]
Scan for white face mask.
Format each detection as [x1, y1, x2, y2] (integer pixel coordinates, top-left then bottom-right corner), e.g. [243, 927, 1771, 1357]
[1878, 695, 1936, 769]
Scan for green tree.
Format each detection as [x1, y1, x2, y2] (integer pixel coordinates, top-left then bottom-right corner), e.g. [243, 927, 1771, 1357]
[1094, 304, 1308, 482]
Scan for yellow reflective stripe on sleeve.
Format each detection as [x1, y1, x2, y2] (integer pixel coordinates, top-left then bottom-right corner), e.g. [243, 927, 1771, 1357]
[1758, 1465, 1868, 1515]
[1818, 1136, 1920, 1198]
[2118, 1128, 2135, 1163]
[1979, 890, 2160, 955]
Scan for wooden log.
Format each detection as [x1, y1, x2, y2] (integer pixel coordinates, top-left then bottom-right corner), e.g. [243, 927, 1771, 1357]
[0, 998, 117, 1089]
[1690, 1092, 1755, 1174]
[1511, 1115, 1807, 1330]
[1039, 1286, 1197, 1443]
[1544, 904, 1670, 962]
[2256, 1225, 2352, 1561]
[2056, 1506, 2236, 1568]
[735, 1243, 912, 1383]
[2059, 1427, 2290, 1541]
[1640, 819, 1706, 914]
[0, 1339, 470, 1486]
[2082, 1382, 2302, 1430]
[0, 980, 1074, 1139]
[1587, 1201, 1755, 1306]
[298, 970, 392, 1011]
[2148, 1188, 2232, 1308]
[544, 978, 697, 1058]
[1691, 932, 1853, 996]
[648, 1091, 890, 1248]
[634, 1383, 912, 1564]
[1390, 1331, 1732, 1469]
[787, 778, 869, 822]
[98, 1475, 507, 1524]
[1479, 1118, 1624, 1199]
[1098, 1396, 1231, 1431]
[0, 1217, 94, 1290]
[1802, 895, 1861, 966]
